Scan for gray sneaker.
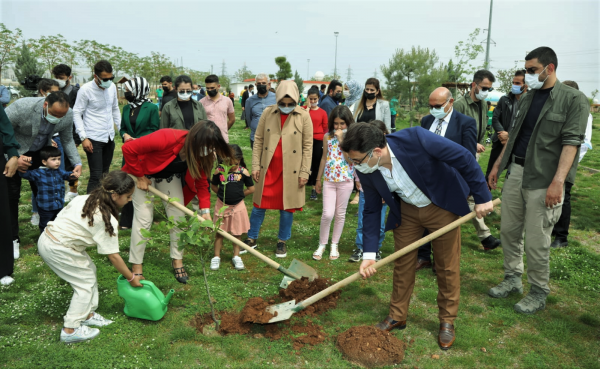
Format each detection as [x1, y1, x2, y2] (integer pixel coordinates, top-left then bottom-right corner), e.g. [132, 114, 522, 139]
[514, 286, 547, 315]
[488, 274, 523, 298]
[82, 312, 113, 327]
[60, 325, 100, 344]
[275, 242, 287, 258]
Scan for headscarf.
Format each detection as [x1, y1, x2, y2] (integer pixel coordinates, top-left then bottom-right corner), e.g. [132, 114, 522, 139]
[344, 79, 363, 108]
[275, 80, 299, 104]
[123, 77, 152, 109]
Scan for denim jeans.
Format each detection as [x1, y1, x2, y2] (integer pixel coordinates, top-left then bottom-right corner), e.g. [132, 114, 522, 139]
[85, 138, 115, 193]
[355, 191, 387, 250]
[32, 136, 66, 213]
[247, 206, 294, 241]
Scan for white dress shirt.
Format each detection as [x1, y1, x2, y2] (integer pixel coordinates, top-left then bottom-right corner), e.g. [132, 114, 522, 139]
[428, 108, 454, 137]
[73, 81, 121, 143]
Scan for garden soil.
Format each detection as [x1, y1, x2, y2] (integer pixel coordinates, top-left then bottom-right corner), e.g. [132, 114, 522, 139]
[337, 326, 406, 368]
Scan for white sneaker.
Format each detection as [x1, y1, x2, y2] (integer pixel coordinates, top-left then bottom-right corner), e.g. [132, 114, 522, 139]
[82, 312, 114, 327]
[0, 276, 14, 286]
[64, 192, 78, 203]
[30, 213, 40, 226]
[13, 240, 19, 260]
[231, 256, 245, 270]
[210, 257, 220, 270]
[60, 325, 100, 344]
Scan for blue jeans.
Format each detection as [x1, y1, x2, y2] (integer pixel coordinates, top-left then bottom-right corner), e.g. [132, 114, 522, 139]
[355, 191, 387, 251]
[247, 206, 294, 242]
[32, 136, 66, 213]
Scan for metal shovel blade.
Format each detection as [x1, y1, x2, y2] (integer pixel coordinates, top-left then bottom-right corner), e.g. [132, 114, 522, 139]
[279, 259, 319, 289]
[266, 300, 298, 323]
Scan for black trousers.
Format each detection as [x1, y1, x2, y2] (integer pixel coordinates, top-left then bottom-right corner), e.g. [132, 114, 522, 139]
[307, 139, 323, 186]
[250, 139, 254, 150]
[0, 141, 14, 277]
[485, 140, 504, 180]
[85, 138, 115, 193]
[7, 151, 41, 242]
[119, 201, 134, 228]
[552, 181, 573, 241]
[391, 114, 397, 130]
[38, 208, 61, 232]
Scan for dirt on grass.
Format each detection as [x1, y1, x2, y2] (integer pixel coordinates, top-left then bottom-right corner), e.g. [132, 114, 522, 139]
[337, 326, 406, 368]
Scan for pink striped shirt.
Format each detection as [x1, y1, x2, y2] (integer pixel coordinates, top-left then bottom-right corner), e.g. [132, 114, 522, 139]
[199, 95, 234, 142]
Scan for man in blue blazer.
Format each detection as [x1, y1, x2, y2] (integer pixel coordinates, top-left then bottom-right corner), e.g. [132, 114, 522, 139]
[341, 123, 493, 351]
[416, 87, 477, 273]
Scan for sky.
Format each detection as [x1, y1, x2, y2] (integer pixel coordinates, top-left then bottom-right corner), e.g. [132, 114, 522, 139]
[1, 0, 599, 95]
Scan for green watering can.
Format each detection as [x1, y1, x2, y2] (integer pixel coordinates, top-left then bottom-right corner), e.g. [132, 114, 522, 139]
[117, 275, 175, 321]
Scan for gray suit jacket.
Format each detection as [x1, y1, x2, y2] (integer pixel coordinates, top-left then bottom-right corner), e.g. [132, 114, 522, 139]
[5, 97, 81, 165]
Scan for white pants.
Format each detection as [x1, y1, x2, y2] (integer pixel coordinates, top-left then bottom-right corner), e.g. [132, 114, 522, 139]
[38, 232, 98, 329]
[129, 178, 186, 264]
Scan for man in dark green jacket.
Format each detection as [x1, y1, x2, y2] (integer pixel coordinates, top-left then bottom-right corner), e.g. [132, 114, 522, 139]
[488, 47, 588, 315]
[453, 69, 501, 251]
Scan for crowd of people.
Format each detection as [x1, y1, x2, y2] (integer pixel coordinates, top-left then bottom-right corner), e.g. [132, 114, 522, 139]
[0, 46, 594, 347]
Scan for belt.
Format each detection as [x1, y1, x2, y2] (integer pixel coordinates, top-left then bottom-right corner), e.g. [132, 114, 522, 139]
[512, 155, 525, 167]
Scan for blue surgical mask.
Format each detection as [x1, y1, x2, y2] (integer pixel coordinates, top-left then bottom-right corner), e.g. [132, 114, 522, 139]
[192, 90, 199, 94]
[279, 106, 295, 114]
[44, 106, 62, 124]
[354, 151, 381, 174]
[430, 100, 450, 120]
[96, 76, 113, 89]
[511, 85, 523, 95]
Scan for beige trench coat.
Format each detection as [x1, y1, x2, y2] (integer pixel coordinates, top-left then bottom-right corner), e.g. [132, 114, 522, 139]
[252, 105, 313, 210]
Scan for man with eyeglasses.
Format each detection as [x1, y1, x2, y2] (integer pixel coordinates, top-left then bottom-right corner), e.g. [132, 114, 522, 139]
[341, 122, 493, 350]
[487, 47, 588, 315]
[244, 74, 276, 149]
[73, 60, 120, 193]
[453, 69, 501, 252]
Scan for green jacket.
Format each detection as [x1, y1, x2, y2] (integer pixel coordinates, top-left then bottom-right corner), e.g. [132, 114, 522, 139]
[498, 80, 588, 189]
[160, 98, 207, 130]
[453, 92, 487, 144]
[120, 102, 160, 140]
[0, 105, 20, 158]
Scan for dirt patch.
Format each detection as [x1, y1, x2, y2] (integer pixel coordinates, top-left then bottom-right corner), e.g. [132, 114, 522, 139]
[240, 297, 276, 324]
[279, 277, 341, 317]
[291, 320, 328, 350]
[337, 326, 406, 368]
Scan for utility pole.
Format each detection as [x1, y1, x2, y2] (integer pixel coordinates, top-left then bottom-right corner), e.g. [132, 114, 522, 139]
[374, 68, 378, 79]
[346, 65, 353, 81]
[334, 32, 339, 79]
[211, 65, 213, 74]
[307, 59, 310, 80]
[221, 60, 226, 77]
[484, 0, 493, 69]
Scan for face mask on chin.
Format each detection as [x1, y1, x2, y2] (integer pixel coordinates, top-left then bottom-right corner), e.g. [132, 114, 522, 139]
[354, 151, 381, 174]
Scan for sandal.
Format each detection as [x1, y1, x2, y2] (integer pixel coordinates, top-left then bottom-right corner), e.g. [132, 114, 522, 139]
[313, 244, 327, 261]
[329, 243, 340, 260]
[172, 259, 189, 284]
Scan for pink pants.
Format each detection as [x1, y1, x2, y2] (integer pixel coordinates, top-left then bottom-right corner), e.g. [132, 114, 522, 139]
[319, 180, 354, 244]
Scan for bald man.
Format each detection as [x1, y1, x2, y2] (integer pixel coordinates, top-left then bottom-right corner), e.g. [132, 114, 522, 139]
[416, 87, 479, 272]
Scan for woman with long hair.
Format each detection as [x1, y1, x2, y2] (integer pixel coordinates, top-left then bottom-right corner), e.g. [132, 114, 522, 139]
[122, 121, 233, 283]
[352, 77, 391, 132]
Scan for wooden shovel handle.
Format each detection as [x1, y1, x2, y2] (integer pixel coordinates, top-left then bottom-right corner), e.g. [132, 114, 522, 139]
[296, 198, 502, 311]
[128, 175, 302, 279]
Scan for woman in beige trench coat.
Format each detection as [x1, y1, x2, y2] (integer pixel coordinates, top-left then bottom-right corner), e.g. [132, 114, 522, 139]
[243, 80, 313, 258]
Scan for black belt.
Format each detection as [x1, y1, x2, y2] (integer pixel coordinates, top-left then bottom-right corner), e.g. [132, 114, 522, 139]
[513, 155, 525, 166]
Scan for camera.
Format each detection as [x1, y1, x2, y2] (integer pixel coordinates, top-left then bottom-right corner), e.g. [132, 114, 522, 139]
[20, 75, 43, 91]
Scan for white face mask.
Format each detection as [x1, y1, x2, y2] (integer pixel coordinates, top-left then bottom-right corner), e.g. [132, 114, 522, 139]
[525, 66, 549, 90]
[310, 102, 318, 108]
[178, 92, 192, 101]
[430, 100, 450, 120]
[54, 79, 67, 88]
[475, 85, 488, 101]
[354, 151, 381, 174]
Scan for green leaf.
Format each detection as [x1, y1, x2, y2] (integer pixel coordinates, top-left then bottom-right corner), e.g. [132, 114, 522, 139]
[140, 228, 152, 238]
[219, 205, 229, 215]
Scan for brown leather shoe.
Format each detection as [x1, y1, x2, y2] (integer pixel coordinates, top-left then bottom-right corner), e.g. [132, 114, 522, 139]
[375, 316, 406, 331]
[416, 259, 432, 271]
[438, 322, 455, 350]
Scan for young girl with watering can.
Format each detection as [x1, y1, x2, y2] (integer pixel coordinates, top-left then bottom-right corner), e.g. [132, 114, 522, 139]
[37, 171, 143, 344]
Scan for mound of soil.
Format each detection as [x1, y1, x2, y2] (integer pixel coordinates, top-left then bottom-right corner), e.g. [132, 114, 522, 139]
[240, 297, 276, 324]
[337, 326, 406, 368]
[292, 320, 328, 350]
[279, 277, 340, 317]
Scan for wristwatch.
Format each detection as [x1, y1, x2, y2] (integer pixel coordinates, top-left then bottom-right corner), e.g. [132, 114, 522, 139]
[199, 209, 210, 215]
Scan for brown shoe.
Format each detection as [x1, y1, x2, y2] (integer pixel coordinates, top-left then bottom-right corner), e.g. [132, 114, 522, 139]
[416, 259, 432, 271]
[375, 316, 406, 332]
[438, 322, 455, 350]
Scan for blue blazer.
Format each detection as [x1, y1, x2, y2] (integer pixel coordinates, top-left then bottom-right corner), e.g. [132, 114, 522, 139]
[357, 127, 492, 254]
[319, 95, 338, 117]
[420, 110, 478, 157]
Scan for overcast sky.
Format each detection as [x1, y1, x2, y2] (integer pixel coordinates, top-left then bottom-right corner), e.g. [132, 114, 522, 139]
[1, 0, 599, 95]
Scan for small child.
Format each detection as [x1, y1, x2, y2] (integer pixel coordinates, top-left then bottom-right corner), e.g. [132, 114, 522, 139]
[37, 171, 142, 344]
[210, 144, 255, 271]
[20, 146, 78, 232]
[314, 105, 355, 260]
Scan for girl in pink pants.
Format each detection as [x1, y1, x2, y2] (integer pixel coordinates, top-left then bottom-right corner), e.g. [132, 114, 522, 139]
[314, 106, 355, 260]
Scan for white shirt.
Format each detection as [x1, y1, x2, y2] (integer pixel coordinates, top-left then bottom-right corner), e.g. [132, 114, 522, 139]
[579, 113, 593, 163]
[428, 108, 454, 137]
[73, 81, 121, 143]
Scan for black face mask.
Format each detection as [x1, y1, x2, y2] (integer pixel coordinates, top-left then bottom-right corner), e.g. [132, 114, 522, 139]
[257, 85, 268, 94]
[207, 89, 218, 97]
[364, 91, 377, 100]
[124, 91, 135, 102]
[162, 86, 170, 92]
[333, 92, 342, 101]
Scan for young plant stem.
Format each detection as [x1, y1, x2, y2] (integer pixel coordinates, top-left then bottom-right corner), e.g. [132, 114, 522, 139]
[201, 255, 219, 331]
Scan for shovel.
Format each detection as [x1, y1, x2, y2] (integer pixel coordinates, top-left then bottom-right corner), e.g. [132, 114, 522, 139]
[266, 198, 502, 323]
[131, 177, 318, 288]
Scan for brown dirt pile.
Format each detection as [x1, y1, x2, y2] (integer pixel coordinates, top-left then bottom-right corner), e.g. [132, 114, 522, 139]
[336, 326, 406, 368]
[279, 277, 340, 317]
[240, 297, 276, 323]
[291, 320, 328, 350]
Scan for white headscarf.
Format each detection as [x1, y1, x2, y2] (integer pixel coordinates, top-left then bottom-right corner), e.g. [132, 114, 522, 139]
[344, 80, 363, 108]
[123, 77, 152, 109]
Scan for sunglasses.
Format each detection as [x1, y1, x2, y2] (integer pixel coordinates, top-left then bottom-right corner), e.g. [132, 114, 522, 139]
[428, 100, 450, 109]
[178, 90, 193, 94]
[278, 103, 296, 108]
[476, 84, 494, 92]
[96, 75, 115, 82]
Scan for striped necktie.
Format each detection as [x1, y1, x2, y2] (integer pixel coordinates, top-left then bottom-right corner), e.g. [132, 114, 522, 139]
[434, 119, 444, 135]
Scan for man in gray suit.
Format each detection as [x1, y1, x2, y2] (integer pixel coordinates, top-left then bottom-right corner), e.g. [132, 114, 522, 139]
[5, 91, 82, 255]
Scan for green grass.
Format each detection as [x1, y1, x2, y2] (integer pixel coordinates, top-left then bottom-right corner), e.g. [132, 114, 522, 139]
[1, 105, 599, 368]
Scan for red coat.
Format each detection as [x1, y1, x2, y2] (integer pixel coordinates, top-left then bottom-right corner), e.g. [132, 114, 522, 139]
[121, 128, 210, 207]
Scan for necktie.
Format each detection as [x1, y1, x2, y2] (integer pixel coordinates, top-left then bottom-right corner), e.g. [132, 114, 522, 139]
[434, 119, 444, 135]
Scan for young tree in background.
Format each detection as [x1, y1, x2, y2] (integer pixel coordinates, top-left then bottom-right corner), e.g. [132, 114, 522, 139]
[74, 39, 112, 76]
[495, 67, 520, 94]
[453, 28, 484, 82]
[14, 41, 44, 96]
[275, 56, 292, 82]
[0, 23, 22, 79]
[294, 70, 304, 94]
[233, 64, 253, 82]
[29, 34, 74, 77]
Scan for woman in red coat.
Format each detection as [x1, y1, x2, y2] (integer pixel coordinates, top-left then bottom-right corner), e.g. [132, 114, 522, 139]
[122, 120, 232, 283]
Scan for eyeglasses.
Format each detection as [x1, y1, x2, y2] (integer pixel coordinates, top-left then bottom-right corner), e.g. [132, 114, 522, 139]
[428, 100, 450, 109]
[96, 75, 115, 82]
[178, 90, 192, 94]
[476, 84, 494, 92]
[351, 151, 372, 165]
[278, 103, 296, 108]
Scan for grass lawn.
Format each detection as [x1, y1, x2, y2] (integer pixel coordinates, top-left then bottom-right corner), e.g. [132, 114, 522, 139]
[1, 103, 599, 368]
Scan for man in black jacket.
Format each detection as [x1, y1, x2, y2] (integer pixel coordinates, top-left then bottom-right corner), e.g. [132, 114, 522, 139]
[485, 70, 528, 181]
[241, 84, 254, 128]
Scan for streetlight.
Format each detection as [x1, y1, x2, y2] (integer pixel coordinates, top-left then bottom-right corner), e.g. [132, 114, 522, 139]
[334, 32, 339, 79]
[307, 59, 310, 80]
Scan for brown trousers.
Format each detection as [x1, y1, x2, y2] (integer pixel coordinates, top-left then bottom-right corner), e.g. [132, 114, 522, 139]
[390, 201, 461, 324]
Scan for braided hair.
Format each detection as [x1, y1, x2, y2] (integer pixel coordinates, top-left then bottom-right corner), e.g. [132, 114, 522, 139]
[81, 171, 135, 237]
